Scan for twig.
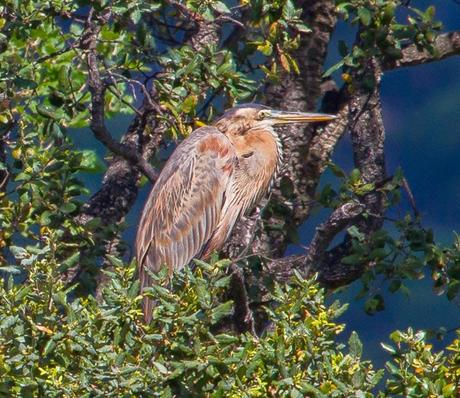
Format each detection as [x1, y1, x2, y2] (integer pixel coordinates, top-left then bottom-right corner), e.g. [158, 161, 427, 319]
[107, 72, 162, 113]
[215, 15, 245, 28]
[106, 86, 143, 117]
[401, 177, 420, 218]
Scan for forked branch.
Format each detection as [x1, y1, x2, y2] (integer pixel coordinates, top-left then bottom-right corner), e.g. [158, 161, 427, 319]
[83, 10, 159, 183]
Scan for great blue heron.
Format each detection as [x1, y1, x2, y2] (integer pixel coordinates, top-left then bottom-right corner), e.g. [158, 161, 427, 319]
[136, 103, 336, 322]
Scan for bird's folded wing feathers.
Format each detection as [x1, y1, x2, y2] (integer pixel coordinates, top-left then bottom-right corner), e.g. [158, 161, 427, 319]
[135, 127, 236, 286]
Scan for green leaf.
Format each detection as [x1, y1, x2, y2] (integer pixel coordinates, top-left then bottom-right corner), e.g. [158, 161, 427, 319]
[181, 95, 197, 114]
[58, 252, 80, 272]
[131, 9, 142, 24]
[293, 21, 311, 33]
[338, 40, 348, 57]
[323, 60, 344, 77]
[43, 340, 56, 357]
[349, 168, 361, 183]
[9, 246, 28, 259]
[14, 77, 38, 90]
[257, 41, 273, 56]
[358, 8, 372, 26]
[79, 150, 105, 173]
[0, 265, 21, 274]
[214, 334, 239, 344]
[388, 279, 401, 293]
[106, 254, 124, 268]
[44, 160, 65, 173]
[349, 331, 363, 358]
[380, 342, 396, 354]
[348, 225, 365, 241]
[341, 254, 362, 265]
[213, 1, 231, 14]
[60, 202, 77, 214]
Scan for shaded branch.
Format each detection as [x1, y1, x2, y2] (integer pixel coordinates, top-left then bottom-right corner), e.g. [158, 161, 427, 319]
[228, 264, 256, 335]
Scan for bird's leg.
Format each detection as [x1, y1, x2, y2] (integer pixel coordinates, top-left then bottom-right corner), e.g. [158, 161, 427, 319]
[229, 264, 256, 335]
[237, 205, 263, 259]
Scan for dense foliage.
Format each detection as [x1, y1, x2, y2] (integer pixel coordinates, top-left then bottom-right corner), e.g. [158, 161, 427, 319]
[2, 257, 460, 397]
[1, 0, 460, 396]
[0, 259, 384, 397]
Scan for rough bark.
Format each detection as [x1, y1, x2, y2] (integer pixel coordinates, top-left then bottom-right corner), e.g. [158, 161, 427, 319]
[225, 24, 460, 293]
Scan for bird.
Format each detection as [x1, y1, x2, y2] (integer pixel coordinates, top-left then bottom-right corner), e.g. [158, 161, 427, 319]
[135, 103, 336, 322]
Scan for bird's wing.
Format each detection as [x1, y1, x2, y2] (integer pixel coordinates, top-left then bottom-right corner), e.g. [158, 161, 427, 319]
[135, 126, 236, 307]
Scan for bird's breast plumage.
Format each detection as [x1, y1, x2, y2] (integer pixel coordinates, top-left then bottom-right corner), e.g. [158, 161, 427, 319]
[230, 127, 282, 209]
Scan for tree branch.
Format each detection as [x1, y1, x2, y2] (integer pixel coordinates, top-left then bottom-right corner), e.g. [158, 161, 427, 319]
[305, 200, 364, 266]
[257, 30, 460, 291]
[228, 264, 256, 335]
[384, 30, 460, 70]
[83, 11, 159, 183]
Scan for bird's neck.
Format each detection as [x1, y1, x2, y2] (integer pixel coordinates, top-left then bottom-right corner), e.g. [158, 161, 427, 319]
[228, 127, 283, 182]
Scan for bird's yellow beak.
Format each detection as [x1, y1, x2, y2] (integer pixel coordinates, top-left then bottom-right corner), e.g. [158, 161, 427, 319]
[268, 110, 337, 124]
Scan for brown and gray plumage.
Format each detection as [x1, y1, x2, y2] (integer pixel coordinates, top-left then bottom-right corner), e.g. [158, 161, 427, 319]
[135, 104, 336, 322]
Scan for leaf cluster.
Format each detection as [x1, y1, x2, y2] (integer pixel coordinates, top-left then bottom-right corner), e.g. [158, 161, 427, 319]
[325, 0, 442, 81]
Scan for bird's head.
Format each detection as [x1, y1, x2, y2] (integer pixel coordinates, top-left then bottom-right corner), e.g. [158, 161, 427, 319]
[214, 103, 336, 137]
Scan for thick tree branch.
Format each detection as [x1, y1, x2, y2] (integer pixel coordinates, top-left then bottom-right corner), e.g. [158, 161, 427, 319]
[228, 264, 256, 335]
[227, 28, 460, 266]
[259, 30, 460, 290]
[384, 30, 460, 70]
[305, 200, 364, 266]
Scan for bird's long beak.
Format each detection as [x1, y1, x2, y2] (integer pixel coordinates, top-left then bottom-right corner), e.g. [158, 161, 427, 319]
[268, 110, 337, 124]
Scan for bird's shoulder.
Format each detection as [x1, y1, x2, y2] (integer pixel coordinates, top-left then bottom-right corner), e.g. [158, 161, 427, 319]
[175, 125, 233, 157]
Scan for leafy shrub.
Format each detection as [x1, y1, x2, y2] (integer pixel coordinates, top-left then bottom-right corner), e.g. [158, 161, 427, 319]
[0, 257, 381, 397]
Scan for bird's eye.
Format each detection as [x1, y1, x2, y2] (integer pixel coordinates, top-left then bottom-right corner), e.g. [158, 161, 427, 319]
[257, 110, 270, 120]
